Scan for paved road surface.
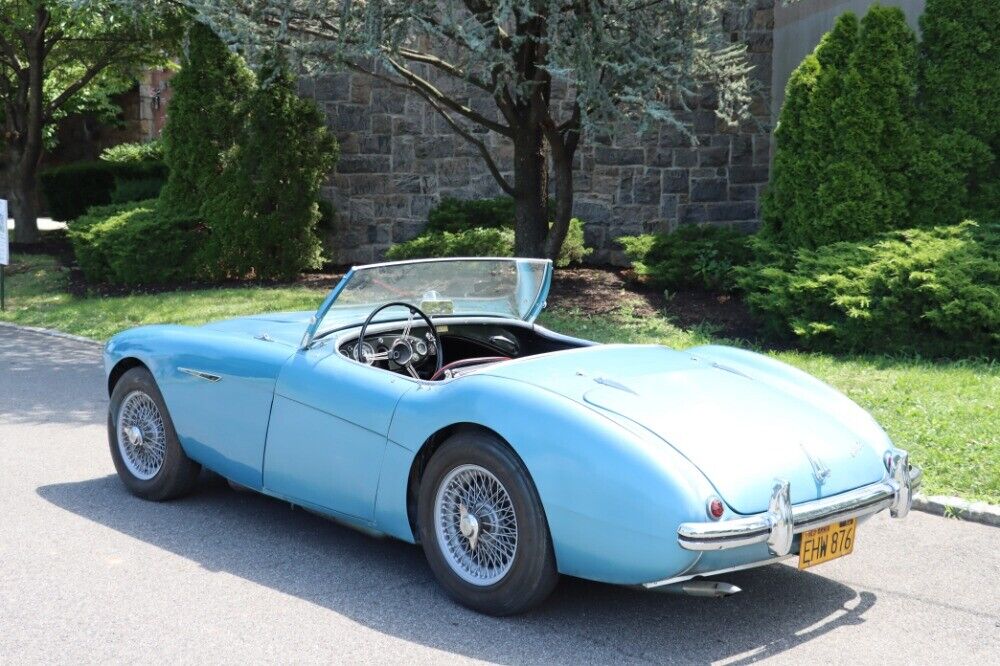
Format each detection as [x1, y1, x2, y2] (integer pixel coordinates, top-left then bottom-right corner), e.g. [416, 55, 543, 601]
[1, 325, 998, 664]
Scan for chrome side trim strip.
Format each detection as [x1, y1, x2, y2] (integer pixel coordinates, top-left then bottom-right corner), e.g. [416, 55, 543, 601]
[678, 459, 921, 553]
[178, 367, 222, 383]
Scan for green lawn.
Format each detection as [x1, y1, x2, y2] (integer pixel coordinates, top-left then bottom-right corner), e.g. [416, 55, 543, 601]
[3, 253, 997, 504]
[0, 254, 326, 340]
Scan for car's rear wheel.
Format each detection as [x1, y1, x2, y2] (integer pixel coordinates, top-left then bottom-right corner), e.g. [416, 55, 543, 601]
[108, 366, 200, 501]
[418, 430, 558, 615]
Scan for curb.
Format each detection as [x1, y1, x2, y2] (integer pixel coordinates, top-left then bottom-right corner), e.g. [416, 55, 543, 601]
[0, 320, 104, 347]
[912, 493, 1000, 527]
[0, 322, 997, 527]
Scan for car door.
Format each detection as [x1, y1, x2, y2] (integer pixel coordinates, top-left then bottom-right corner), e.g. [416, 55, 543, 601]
[262, 344, 413, 522]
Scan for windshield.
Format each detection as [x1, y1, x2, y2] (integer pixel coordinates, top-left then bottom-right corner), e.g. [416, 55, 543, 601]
[320, 258, 552, 331]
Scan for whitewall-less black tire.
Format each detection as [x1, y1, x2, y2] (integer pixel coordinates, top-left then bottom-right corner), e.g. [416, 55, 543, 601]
[108, 366, 200, 501]
[418, 430, 558, 615]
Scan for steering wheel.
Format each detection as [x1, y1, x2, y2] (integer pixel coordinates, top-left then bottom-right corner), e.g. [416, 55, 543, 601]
[356, 302, 443, 379]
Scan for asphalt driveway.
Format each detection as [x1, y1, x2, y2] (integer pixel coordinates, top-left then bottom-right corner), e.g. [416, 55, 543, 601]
[1, 325, 997, 664]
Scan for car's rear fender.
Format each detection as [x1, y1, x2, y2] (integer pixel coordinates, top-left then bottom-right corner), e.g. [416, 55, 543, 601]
[379, 374, 717, 585]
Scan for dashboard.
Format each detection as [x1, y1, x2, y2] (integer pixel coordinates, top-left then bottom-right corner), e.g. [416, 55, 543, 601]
[337, 323, 520, 379]
[336, 321, 582, 380]
[339, 330, 435, 377]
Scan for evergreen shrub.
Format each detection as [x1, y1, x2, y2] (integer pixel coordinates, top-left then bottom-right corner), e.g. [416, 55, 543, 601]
[619, 225, 752, 292]
[201, 59, 338, 279]
[68, 200, 199, 286]
[738, 221, 1000, 357]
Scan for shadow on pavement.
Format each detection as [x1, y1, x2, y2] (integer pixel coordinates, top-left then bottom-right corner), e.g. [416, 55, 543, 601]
[39, 473, 876, 664]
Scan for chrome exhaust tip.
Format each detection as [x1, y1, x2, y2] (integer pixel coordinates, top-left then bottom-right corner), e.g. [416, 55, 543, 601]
[650, 580, 742, 597]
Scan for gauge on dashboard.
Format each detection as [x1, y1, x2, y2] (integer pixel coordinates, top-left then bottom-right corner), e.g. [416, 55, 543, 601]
[415, 340, 427, 355]
[354, 342, 377, 364]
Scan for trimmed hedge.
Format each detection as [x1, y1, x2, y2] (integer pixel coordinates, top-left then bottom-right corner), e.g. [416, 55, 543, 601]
[159, 22, 255, 218]
[386, 227, 514, 261]
[619, 225, 752, 292]
[68, 200, 199, 286]
[738, 221, 1000, 357]
[555, 218, 592, 267]
[387, 217, 590, 267]
[111, 161, 169, 204]
[39, 162, 116, 221]
[100, 140, 169, 204]
[200, 59, 337, 280]
[391, 196, 590, 266]
[919, 0, 1000, 218]
[100, 139, 165, 165]
[39, 159, 169, 221]
[426, 197, 518, 233]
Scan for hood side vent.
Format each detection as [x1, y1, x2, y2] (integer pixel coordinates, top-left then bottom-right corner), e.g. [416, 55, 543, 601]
[711, 362, 752, 380]
[592, 376, 639, 395]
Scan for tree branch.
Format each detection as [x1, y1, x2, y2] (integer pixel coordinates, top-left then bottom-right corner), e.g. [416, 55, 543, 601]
[396, 48, 492, 92]
[0, 32, 22, 73]
[423, 95, 515, 196]
[383, 56, 512, 136]
[462, 0, 512, 51]
[349, 61, 514, 196]
[43, 29, 63, 58]
[44, 48, 123, 120]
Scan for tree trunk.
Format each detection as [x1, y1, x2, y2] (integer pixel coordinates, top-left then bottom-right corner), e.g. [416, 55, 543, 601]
[543, 150, 574, 260]
[7, 4, 49, 244]
[8, 166, 41, 244]
[512, 126, 548, 258]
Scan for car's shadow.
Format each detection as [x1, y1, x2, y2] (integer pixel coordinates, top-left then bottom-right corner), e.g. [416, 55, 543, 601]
[38, 474, 876, 664]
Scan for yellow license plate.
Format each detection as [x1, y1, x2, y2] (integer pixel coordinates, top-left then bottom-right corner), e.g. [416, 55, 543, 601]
[798, 518, 857, 569]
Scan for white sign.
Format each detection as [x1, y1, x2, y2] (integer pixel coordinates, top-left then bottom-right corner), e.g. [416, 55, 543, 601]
[0, 199, 8, 266]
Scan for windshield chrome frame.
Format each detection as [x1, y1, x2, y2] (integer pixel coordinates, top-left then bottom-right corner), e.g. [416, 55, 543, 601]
[299, 258, 552, 351]
[300, 269, 353, 350]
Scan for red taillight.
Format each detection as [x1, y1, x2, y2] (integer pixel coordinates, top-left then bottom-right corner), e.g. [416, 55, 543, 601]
[707, 497, 725, 520]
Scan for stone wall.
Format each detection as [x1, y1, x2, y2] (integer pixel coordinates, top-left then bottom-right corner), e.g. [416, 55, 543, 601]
[301, 2, 774, 265]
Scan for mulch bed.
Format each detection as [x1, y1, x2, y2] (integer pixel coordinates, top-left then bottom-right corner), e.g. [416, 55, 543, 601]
[548, 265, 759, 341]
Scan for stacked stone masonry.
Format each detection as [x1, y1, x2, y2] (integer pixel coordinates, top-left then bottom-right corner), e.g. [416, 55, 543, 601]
[300, 2, 774, 265]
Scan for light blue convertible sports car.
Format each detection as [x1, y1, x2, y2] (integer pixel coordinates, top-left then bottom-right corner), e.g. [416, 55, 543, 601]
[104, 257, 920, 615]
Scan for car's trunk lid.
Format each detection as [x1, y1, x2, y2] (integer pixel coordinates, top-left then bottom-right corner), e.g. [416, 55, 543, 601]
[485, 345, 887, 514]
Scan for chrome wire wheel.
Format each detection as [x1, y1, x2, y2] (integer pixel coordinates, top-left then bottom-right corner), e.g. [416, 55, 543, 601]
[116, 390, 167, 481]
[434, 464, 518, 586]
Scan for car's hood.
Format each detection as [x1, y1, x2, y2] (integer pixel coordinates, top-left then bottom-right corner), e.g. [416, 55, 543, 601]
[482, 344, 891, 514]
[200, 311, 314, 347]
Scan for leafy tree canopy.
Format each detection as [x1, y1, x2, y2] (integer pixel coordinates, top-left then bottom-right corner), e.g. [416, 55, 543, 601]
[0, 0, 180, 241]
[124, 0, 757, 259]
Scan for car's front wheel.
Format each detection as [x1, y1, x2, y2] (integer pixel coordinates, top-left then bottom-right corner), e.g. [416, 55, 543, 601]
[108, 366, 201, 501]
[418, 430, 558, 615]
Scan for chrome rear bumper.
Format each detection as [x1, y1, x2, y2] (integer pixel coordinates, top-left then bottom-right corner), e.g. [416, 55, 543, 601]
[678, 451, 921, 556]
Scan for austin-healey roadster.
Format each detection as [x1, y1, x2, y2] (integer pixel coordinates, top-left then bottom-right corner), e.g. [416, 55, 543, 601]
[104, 257, 920, 615]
